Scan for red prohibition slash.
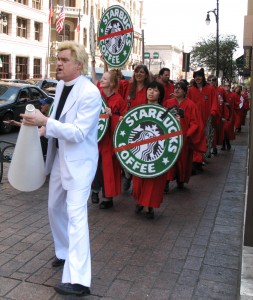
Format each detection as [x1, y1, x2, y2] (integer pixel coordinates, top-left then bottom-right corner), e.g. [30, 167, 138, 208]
[99, 114, 110, 119]
[114, 130, 183, 153]
[98, 28, 134, 41]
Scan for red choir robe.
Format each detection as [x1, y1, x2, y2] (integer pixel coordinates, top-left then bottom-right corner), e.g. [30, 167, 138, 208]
[163, 97, 203, 184]
[131, 104, 167, 209]
[97, 90, 127, 198]
[224, 91, 239, 140]
[160, 81, 175, 101]
[124, 83, 147, 110]
[213, 87, 230, 146]
[187, 84, 218, 162]
[241, 91, 250, 125]
[234, 93, 246, 130]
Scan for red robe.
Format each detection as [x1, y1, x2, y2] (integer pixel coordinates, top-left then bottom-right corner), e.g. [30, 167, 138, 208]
[163, 97, 203, 183]
[160, 81, 175, 101]
[234, 93, 246, 130]
[97, 90, 127, 197]
[187, 84, 218, 162]
[213, 87, 230, 146]
[224, 91, 238, 140]
[124, 83, 147, 110]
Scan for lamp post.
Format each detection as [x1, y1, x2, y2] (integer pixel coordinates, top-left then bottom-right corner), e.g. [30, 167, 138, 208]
[206, 0, 219, 79]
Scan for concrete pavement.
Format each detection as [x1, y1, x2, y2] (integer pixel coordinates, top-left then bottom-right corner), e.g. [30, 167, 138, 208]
[0, 122, 249, 299]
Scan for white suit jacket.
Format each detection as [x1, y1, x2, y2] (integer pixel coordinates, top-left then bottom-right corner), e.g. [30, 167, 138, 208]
[45, 75, 102, 190]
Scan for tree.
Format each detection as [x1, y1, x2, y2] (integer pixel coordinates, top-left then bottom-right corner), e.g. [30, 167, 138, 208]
[190, 34, 239, 81]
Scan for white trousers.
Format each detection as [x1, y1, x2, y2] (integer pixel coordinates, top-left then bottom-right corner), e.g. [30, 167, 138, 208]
[48, 151, 91, 287]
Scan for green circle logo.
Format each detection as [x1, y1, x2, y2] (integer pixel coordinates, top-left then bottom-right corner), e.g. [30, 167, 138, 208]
[113, 105, 183, 178]
[98, 97, 109, 142]
[97, 5, 134, 68]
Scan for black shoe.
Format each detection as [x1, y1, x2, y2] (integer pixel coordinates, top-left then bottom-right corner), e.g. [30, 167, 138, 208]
[91, 191, 99, 203]
[220, 147, 226, 151]
[135, 204, 144, 214]
[212, 147, 218, 156]
[99, 198, 113, 209]
[54, 283, 90, 296]
[164, 181, 170, 194]
[146, 207, 154, 219]
[123, 177, 132, 191]
[52, 257, 65, 267]
[177, 182, 184, 189]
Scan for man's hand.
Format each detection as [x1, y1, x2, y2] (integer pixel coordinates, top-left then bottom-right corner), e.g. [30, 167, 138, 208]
[20, 109, 48, 127]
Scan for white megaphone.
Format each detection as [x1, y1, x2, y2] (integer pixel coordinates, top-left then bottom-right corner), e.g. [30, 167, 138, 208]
[8, 104, 46, 192]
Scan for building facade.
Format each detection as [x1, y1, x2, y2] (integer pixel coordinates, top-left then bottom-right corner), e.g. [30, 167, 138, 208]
[0, 0, 143, 80]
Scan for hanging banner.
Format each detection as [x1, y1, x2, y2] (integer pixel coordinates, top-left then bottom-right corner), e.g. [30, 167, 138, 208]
[113, 104, 183, 178]
[97, 5, 134, 68]
[89, 13, 96, 60]
[98, 97, 109, 142]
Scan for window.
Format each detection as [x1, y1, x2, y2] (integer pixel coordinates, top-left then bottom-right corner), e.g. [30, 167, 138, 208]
[30, 87, 44, 100]
[17, 17, 27, 38]
[0, 55, 10, 79]
[16, 57, 28, 79]
[34, 22, 41, 41]
[84, 0, 89, 14]
[15, 0, 28, 5]
[33, 58, 41, 78]
[57, 24, 71, 42]
[32, 0, 41, 9]
[83, 28, 87, 47]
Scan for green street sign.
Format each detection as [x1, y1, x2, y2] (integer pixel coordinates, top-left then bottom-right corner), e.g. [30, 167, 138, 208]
[113, 104, 183, 178]
[144, 52, 150, 59]
[153, 52, 159, 59]
[97, 5, 134, 68]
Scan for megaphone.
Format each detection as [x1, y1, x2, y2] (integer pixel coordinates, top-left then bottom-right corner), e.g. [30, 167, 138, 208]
[8, 104, 46, 192]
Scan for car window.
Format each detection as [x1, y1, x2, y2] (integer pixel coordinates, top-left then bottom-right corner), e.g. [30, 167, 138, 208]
[30, 87, 44, 100]
[0, 86, 19, 102]
[19, 89, 30, 100]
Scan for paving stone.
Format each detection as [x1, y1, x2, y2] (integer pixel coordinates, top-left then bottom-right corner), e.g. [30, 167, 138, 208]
[105, 279, 132, 299]
[0, 276, 20, 296]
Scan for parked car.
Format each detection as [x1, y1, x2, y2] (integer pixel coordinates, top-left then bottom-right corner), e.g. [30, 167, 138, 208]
[0, 81, 54, 134]
[1, 79, 31, 84]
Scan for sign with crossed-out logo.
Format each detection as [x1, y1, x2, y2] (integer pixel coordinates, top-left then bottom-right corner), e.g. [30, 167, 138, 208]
[97, 5, 134, 68]
[98, 97, 109, 142]
[113, 104, 183, 178]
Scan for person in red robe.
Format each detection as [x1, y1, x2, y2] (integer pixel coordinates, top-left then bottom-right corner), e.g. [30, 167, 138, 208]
[187, 68, 218, 173]
[163, 81, 204, 189]
[222, 81, 239, 150]
[207, 75, 229, 155]
[132, 81, 167, 219]
[91, 69, 127, 209]
[234, 85, 247, 133]
[156, 67, 175, 101]
[122, 64, 151, 190]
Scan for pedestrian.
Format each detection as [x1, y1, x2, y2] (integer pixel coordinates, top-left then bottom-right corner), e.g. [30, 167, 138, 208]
[187, 68, 218, 174]
[163, 81, 204, 189]
[207, 74, 229, 156]
[156, 67, 174, 101]
[132, 81, 167, 219]
[123, 64, 150, 190]
[234, 85, 246, 133]
[21, 41, 102, 297]
[91, 68, 127, 209]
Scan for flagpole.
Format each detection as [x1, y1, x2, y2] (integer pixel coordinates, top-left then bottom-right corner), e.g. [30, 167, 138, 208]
[45, 22, 51, 79]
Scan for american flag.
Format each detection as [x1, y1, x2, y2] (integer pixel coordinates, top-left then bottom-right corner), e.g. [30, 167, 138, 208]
[48, 0, 53, 24]
[56, 6, 65, 33]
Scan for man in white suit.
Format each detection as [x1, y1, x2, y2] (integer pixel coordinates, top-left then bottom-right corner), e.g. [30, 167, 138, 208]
[21, 41, 102, 296]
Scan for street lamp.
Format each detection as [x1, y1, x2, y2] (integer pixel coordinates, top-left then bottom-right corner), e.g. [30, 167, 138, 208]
[205, 0, 219, 79]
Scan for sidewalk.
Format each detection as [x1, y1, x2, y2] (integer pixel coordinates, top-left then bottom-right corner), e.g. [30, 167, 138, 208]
[0, 122, 249, 300]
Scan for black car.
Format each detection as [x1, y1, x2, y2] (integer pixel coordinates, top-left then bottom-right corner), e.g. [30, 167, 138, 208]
[35, 79, 58, 96]
[0, 81, 54, 134]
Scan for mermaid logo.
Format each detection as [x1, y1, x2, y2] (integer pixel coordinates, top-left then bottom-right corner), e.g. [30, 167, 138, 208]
[113, 105, 183, 178]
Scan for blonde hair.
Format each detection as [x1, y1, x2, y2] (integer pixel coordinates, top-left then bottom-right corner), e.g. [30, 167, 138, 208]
[109, 69, 119, 90]
[57, 41, 88, 75]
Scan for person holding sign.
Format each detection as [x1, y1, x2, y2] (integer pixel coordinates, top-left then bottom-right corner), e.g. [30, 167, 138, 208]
[163, 81, 203, 189]
[132, 81, 167, 219]
[91, 67, 127, 209]
[21, 41, 101, 296]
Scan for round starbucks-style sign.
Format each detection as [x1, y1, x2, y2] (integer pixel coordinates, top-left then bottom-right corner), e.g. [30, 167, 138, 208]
[113, 104, 183, 178]
[98, 97, 109, 142]
[97, 5, 134, 68]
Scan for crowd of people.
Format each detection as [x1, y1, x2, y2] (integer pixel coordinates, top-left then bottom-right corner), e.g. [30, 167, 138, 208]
[91, 63, 250, 220]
